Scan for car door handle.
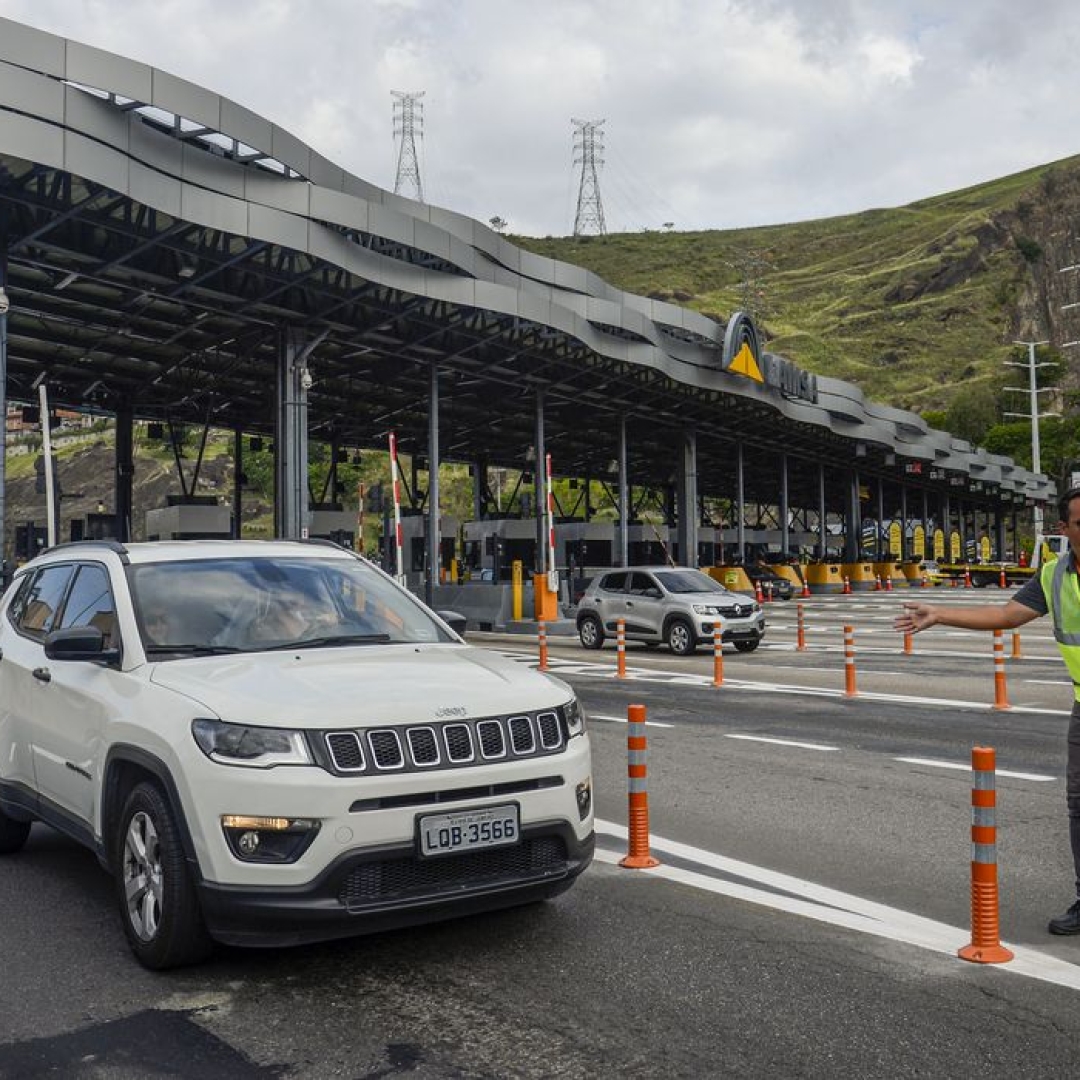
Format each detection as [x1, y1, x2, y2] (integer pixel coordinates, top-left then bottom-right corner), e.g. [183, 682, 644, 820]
[32, 667, 51, 683]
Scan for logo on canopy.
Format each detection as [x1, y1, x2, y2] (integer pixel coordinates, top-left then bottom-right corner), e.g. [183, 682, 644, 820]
[721, 311, 763, 382]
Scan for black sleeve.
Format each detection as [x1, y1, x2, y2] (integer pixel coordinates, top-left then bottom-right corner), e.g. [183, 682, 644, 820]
[1013, 574, 1047, 615]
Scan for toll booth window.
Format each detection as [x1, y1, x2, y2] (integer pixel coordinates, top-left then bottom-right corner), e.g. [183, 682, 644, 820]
[14, 564, 75, 638]
[57, 564, 117, 648]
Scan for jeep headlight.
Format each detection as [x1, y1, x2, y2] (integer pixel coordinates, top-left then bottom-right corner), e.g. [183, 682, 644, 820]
[192, 719, 313, 768]
[562, 697, 587, 738]
[693, 604, 722, 615]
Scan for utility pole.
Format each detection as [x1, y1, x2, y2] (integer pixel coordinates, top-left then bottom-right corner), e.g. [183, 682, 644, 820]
[1005, 339, 1053, 534]
[572, 118, 606, 237]
[391, 90, 425, 203]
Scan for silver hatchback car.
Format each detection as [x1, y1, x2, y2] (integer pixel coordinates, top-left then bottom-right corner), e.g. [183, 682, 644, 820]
[575, 567, 765, 655]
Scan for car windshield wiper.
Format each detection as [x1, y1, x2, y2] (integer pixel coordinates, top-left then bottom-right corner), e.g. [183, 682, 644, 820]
[144, 644, 248, 656]
[261, 633, 394, 651]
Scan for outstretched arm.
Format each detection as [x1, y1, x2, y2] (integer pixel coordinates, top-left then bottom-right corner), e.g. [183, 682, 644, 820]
[894, 599, 1041, 634]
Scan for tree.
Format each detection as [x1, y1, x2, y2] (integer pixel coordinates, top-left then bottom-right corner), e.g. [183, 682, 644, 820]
[489, 216, 508, 234]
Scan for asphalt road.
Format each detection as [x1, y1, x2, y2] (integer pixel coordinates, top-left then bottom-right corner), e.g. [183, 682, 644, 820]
[5, 587, 1080, 1077]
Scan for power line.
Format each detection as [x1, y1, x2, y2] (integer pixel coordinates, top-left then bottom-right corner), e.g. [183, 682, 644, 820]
[391, 90, 425, 203]
[572, 118, 606, 236]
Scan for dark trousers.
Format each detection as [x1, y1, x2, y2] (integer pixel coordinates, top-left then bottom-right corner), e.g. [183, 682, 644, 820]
[1068, 703, 1080, 896]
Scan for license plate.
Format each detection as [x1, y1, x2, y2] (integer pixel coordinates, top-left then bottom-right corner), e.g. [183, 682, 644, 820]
[418, 804, 519, 857]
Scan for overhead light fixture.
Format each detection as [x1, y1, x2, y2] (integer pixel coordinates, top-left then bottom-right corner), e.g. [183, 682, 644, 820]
[54, 271, 79, 291]
[177, 256, 198, 280]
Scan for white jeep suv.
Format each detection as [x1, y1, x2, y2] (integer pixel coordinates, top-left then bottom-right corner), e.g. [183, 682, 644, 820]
[0, 540, 593, 969]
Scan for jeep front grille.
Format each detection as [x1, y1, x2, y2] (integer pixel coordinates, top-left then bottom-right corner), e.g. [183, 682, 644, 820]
[321, 710, 569, 775]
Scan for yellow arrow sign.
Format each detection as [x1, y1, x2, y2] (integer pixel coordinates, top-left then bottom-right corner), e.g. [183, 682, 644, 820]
[729, 341, 763, 382]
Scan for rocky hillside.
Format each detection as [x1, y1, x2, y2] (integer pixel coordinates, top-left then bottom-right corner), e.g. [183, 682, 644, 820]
[519, 155, 1080, 414]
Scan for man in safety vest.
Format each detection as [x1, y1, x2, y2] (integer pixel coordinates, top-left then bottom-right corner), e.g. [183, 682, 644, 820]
[895, 484, 1080, 935]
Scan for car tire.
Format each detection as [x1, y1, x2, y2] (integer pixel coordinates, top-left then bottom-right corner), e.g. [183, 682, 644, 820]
[115, 781, 213, 970]
[578, 615, 605, 650]
[734, 639, 760, 653]
[666, 618, 696, 656]
[0, 808, 31, 854]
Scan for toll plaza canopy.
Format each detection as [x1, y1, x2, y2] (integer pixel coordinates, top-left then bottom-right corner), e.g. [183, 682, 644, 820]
[0, 17, 1055, 566]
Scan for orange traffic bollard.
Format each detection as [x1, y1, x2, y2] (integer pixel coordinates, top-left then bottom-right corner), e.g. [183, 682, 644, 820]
[616, 618, 627, 679]
[796, 603, 807, 652]
[712, 625, 724, 686]
[538, 619, 548, 671]
[993, 630, 1010, 710]
[765, 582, 774, 603]
[1011, 630, 1023, 660]
[999, 568, 1007, 589]
[619, 704, 660, 869]
[843, 624, 857, 697]
[958, 746, 1014, 964]
[922, 574, 930, 588]
[903, 630, 913, 655]
[842, 576, 851, 595]
[964, 568, 973, 588]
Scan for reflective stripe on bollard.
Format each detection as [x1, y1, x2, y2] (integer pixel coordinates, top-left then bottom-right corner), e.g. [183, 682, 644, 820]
[620, 703, 660, 869]
[844, 625, 857, 697]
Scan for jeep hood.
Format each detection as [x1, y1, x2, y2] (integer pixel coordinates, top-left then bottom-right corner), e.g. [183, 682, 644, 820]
[148, 643, 570, 726]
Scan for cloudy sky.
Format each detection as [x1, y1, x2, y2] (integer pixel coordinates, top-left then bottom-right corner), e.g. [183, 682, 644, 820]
[2, 0, 1079, 236]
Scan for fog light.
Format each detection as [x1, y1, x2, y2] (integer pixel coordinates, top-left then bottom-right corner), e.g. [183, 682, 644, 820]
[237, 831, 260, 856]
[576, 778, 592, 820]
[221, 815, 321, 863]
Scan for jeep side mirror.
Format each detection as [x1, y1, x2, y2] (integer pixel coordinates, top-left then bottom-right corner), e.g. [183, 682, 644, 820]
[44, 625, 119, 663]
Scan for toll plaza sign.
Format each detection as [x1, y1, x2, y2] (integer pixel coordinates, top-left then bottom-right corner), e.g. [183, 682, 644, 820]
[721, 311, 818, 404]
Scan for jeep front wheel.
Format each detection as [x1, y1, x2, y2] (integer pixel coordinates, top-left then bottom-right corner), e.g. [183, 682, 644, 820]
[115, 781, 212, 970]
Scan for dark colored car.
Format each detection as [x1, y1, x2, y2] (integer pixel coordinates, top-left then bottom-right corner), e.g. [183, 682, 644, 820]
[744, 567, 794, 601]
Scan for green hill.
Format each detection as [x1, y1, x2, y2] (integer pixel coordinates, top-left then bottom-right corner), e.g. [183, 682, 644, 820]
[517, 155, 1080, 415]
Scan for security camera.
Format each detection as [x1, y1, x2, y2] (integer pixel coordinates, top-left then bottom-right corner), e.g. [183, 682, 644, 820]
[299, 366, 313, 391]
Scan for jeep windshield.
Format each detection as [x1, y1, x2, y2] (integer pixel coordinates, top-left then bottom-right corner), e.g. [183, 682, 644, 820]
[130, 556, 453, 654]
[653, 570, 727, 594]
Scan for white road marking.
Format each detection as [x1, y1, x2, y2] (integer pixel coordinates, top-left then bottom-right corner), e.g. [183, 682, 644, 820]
[590, 713, 674, 729]
[593, 819, 1080, 991]
[895, 757, 1056, 782]
[724, 734, 837, 752]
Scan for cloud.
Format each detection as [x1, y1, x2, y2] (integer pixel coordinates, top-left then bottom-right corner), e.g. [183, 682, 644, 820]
[2, 0, 1080, 235]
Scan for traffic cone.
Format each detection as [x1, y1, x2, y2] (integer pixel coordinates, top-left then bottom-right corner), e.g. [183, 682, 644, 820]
[801, 578, 811, 599]
[842, 576, 851, 595]
[922, 575, 930, 588]
[964, 569, 973, 589]
[755, 580, 764, 603]
[874, 575, 882, 592]
[884, 575, 893, 592]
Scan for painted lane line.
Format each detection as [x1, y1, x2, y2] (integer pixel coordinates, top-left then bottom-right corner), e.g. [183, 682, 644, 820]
[724, 734, 838, 752]
[592, 819, 1080, 992]
[590, 713, 674, 729]
[895, 756, 1056, 782]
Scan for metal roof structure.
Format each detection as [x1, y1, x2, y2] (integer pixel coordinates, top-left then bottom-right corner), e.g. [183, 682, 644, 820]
[0, 17, 1054, 529]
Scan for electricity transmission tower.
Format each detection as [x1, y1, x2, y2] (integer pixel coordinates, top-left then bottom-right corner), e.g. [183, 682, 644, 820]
[572, 118, 607, 236]
[392, 90, 425, 202]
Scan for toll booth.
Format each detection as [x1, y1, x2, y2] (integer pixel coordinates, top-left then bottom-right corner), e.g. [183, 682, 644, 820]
[670, 526, 722, 568]
[400, 513, 459, 583]
[462, 518, 537, 582]
[555, 520, 614, 577]
[69, 512, 119, 543]
[145, 495, 231, 540]
[626, 523, 674, 566]
[309, 504, 356, 549]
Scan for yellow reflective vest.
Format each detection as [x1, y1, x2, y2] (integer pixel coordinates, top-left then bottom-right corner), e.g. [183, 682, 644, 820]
[1040, 556, 1080, 701]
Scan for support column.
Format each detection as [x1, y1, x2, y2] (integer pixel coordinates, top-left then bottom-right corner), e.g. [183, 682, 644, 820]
[426, 364, 440, 605]
[274, 326, 310, 540]
[876, 478, 885, 561]
[534, 390, 546, 574]
[617, 415, 629, 567]
[818, 463, 827, 560]
[114, 402, 134, 543]
[232, 428, 243, 539]
[676, 430, 698, 567]
[845, 471, 861, 563]
[942, 494, 951, 559]
[736, 441, 745, 563]
[779, 453, 790, 557]
[472, 457, 486, 520]
[900, 486, 908, 562]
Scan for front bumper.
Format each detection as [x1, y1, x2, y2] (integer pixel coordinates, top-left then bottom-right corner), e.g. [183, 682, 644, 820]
[198, 821, 595, 947]
[698, 617, 765, 641]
